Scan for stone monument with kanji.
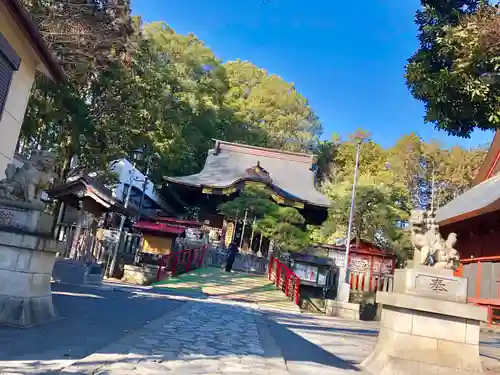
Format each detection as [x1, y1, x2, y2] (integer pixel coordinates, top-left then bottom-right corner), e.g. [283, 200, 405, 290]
[362, 210, 487, 375]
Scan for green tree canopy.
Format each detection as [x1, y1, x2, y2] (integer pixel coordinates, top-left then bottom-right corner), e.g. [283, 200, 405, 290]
[223, 60, 323, 152]
[405, 0, 498, 137]
[319, 176, 411, 259]
[313, 130, 487, 264]
[218, 184, 309, 252]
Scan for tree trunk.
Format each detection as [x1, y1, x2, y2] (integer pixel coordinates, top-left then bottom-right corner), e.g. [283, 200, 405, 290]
[51, 146, 73, 237]
[69, 212, 84, 259]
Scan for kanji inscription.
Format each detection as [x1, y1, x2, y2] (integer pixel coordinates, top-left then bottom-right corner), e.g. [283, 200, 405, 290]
[429, 278, 448, 292]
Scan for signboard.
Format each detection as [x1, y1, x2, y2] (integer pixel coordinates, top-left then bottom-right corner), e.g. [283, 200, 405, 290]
[225, 222, 235, 247]
[142, 235, 173, 255]
[317, 270, 327, 286]
[103, 229, 119, 243]
[328, 249, 345, 267]
[293, 263, 319, 284]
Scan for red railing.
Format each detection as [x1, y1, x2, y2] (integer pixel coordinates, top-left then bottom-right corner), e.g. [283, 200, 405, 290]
[268, 256, 301, 306]
[349, 271, 394, 293]
[458, 256, 500, 326]
[156, 246, 207, 281]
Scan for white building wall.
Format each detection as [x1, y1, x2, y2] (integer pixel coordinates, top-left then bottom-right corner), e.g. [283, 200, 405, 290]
[0, 2, 42, 179]
[108, 158, 170, 213]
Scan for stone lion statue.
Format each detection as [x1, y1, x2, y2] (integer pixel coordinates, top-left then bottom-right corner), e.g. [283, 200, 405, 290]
[409, 209, 460, 270]
[0, 151, 56, 206]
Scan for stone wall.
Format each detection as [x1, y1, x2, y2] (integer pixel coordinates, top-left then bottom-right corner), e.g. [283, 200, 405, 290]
[121, 264, 160, 285]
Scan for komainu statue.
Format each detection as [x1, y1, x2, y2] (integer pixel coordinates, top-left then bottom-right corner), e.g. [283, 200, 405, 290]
[0, 151, 56, 207]
[409, 209, 460, 270]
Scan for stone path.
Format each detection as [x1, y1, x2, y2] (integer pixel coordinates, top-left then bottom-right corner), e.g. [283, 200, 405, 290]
[267, 312, 376, 375]
[154, 267, 301, 313]
[1, 269, 500, 374]
[52, 299, 289, 375]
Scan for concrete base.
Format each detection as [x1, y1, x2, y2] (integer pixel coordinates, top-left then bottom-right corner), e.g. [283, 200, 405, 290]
[121, 264, 160, 285]
[325, 299, 360, 320]
[393, 266, 467, 303]
[0, 230, 64, 327]
[336, 281, 351, 302]
[0, 295, 59, 328]
[52, 259, 104, 286]
[361, 291, 488, 375]
[0, 200, 53, 234]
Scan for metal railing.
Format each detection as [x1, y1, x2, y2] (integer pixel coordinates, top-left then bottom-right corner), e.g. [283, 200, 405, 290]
[156, 246, 207, 281]
[268, 256, 300, 306]
[203, 248, 268, 274]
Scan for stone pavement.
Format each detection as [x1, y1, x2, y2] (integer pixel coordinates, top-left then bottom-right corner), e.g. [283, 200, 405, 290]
[154, 267, 301, 313]
[267, 312, 377, 375]
[1, 269, 500, 374]
[55, 299, 290, 375]
[0, 282, 185, 374]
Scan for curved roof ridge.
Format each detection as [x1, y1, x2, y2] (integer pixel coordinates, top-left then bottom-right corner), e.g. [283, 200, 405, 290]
[213, 139, 315, 162]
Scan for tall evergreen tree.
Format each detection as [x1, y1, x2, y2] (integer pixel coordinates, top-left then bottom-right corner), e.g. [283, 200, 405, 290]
[405, 0, 489, 137]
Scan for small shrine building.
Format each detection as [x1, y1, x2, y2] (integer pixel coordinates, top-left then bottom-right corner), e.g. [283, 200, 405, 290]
[436, 131, 500, 324]
[313, 240, 396, 292]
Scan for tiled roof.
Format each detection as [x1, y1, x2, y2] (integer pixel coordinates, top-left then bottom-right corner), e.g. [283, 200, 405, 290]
[164, 140, 330, 208]
[133, 221, 185, 234]
[3, 0, 64, 81]
[435, 172, 500, 226]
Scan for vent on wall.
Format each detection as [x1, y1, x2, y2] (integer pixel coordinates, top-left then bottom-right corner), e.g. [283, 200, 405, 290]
[0, 32, 20, 122]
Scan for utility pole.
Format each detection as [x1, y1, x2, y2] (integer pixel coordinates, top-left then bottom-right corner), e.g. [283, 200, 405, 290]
[136, 151, 159, 221]
[107, 171, 133, 278]
[343, 140, 362, 283]
[239, 209, 248, 249]
[430, 164, 435, 213]
[136, 163, 150, 221]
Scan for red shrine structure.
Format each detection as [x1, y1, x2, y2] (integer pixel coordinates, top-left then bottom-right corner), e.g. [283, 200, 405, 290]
[314, 240, 396, 292]
[436, 131, 500, 325]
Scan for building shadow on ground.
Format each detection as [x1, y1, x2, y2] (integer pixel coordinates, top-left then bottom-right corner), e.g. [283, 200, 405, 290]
[0, 282, 368, 374]
[1, 280, 500, 375]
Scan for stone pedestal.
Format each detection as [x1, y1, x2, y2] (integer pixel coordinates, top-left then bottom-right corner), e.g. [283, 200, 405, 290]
[0, 199, 52, 233]
[326, 299, 360, 320]
[122, 264, 160, 285]
[0, 202, 65, 327]
[361, 267, 488, 375]
[328, 267, 361, 320]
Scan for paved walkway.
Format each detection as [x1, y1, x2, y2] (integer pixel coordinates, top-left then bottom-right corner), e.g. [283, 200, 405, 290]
[1, 268, 499, 374]
[153, 268, 301, 313]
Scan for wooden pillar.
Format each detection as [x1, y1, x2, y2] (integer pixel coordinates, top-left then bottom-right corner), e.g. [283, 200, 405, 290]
[249, 217, 256, 252]
[257, 234, 264, 257]
[69, 211, 84, 259]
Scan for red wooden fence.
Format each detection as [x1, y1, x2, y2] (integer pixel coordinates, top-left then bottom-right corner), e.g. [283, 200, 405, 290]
[156, 246, 207, 281]
[349, 271, 394, 293]
[268, 256, 301, 306]
[458, 256, 500, 326]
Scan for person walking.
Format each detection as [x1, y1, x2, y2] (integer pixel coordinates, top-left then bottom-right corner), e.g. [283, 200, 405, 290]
[225, 241, 239, 272]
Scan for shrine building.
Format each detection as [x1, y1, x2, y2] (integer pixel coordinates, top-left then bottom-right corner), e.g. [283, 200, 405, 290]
[160, 140, 331, 253]
[436, 131, 500, 324]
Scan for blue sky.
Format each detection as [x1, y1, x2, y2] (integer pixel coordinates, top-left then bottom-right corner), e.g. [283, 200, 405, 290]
[131, 0, 494, 149]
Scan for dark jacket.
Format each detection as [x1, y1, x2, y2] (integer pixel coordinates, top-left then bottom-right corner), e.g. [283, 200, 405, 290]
[227, 243, 239, 261]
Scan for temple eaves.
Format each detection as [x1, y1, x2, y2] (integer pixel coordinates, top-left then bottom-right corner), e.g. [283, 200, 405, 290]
[163, 140, 331, 209]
